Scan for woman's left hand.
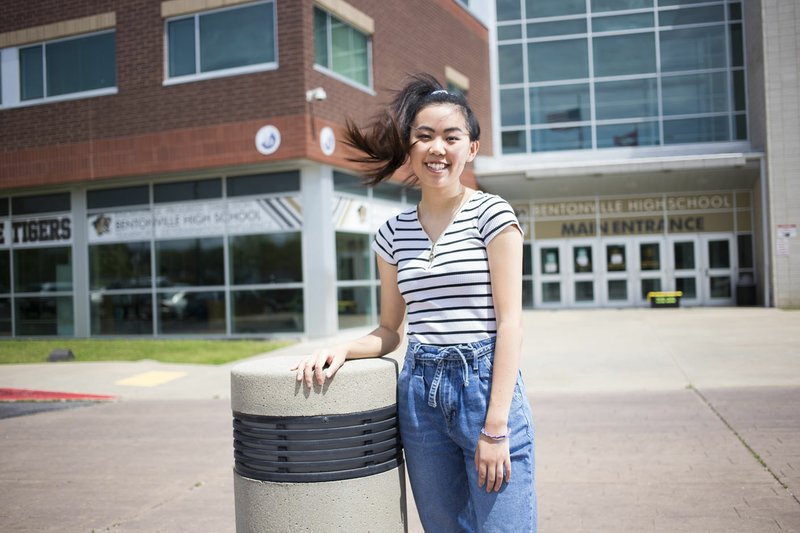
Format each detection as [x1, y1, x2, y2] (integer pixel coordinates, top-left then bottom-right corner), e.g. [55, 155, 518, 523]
[474, 434, 511, 492]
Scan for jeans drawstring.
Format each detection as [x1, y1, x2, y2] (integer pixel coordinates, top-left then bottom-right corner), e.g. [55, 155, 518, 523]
[425, 346, 469, 408]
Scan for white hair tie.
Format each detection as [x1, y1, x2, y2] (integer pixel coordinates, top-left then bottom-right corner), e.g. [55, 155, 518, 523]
[430, 89, 449, 96]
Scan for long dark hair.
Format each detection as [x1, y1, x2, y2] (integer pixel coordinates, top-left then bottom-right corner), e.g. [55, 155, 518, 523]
[343, 73, 481, 186]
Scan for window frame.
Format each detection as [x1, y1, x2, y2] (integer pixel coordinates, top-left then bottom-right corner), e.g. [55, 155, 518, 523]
[313, 6, 374, 93]
[163, 0, 278, 86]
[1, 29, 117, 109]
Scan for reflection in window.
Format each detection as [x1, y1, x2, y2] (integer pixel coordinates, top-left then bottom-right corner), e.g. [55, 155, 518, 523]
[338, 286, 373, 329]
[573, 246, 593, 273]
[14, 247, 72, 293]
[606, 245, 626, 271]
[337, 233, 371, 281]
[15, 296, 73, 336]
[526, 0, 585, 18]
[156, 238, 224, 287]
[608, 280, 627, 300]
[593, 33, 656, 77]
[541, 248, 560, 275]
[595, 78, 657, 120]
[528, 40, 589, 83]
[660, 26, 726, 72]
[663, 116, 729, 144]
[529, 84, 590, 125]
[230, 233, 301, 284]
[532, 127, 591, 152]
[159, 290, 225, 334]
[640, 243, 660, 271]
[91, 294, 153, 335]
[232, 289, 303, 333]
[90, 242, 151, 290]
[498, 44, 524, 85]
[167, 2, 276, 78]
[662, 72, 729, 116]
[597, 122, 659, 148]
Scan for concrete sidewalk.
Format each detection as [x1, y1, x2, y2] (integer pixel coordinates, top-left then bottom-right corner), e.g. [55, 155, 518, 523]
[1, 308, 799, 531]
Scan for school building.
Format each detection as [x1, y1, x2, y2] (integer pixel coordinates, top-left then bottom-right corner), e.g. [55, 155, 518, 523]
[0, 1, 798, 339]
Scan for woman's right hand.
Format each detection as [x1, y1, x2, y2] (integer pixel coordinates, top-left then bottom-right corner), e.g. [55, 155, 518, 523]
[290, 347, 347, 387]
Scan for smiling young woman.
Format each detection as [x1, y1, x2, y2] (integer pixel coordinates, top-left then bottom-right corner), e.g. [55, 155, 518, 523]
[292, 73, 537, 532]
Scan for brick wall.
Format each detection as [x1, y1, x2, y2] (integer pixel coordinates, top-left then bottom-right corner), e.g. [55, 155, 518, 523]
[0, 0, 489, 191]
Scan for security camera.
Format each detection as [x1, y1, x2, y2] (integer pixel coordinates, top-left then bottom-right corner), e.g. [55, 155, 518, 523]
[306, 87, 327, 102]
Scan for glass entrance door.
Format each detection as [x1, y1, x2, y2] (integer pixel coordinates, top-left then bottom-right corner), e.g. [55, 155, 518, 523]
[635, 239, 666, 305]
[669, 237, 700, 305]
[602, 241, 633, 306]
[534, 243, 565, 308]
[569, 241, 598, 306]
[702, 234, 735, 306]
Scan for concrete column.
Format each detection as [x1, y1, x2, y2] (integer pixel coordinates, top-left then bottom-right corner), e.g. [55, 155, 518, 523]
[300, 164, 338, 338]
[231, 356, 406, 532]
[71, 188, 89, 337]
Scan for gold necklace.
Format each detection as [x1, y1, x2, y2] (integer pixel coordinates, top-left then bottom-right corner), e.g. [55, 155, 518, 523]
[422, 188, 468, 269]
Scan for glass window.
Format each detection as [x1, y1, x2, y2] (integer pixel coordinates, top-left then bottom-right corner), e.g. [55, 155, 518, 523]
[167, 2, 276, 78]
[676, 277, 696, 299]
[730, 23, 743, 67]
[735, 115, 747, 140]
[159, 290, 226, 334]
[0, 298, 10, 336]
[46, 32, 116, 97]
[542, 282, 560, 303]
[91, 294, 153, 335]
[497, 24, 523, 41]
[88, 185, 149, 209]
[708, 239, 730, 269]
[662, 72, 729, 115]
[606, 244, 626, 271]
[573, 246, 593, 273]
[496, 0, 522, 21]
[333, 171, 368, 196]
[523, 243, 532, 276]
[526, 0, 585, 18]
[501, 88, 526, 127]
[673, 241, 694, 269]
[228, 171, 300, 197]
[729, 3, 742, 20]
[658, 0, 712, 5]
[12, 192, 70, 215]
[230, 233, 301, 284]
[641, 278, 661, 299]
[156, 237, 224, 286]
[737, 234, 753, 268]
[19, 46, 44, 100]
[528, 39, 588, 82]
[154, 179, 221, 203]
[595, 78, 657, 120]
[660, 26, 726, 72]
[663, 116, 729, 144]
[598, 122, 659, 147]
[531, 126, 591, 151]
[20, 32, 116, 100]
[16, 296, 73, 336]
[732, 70, 746, 112]
[373, 182, 403, 202]
[0, 198, 8, 217]
[502, 131, 527, 154]
[232, 289, 303, 333]
[639, 242, 660, 270]
[498, 44, 524, 85]
[522, 280, 534, 309]
[338, 286, 373, 329]
[608, 280, 627, 300]
[337, 232, 371, 281]
[593, 13, 654, 32]
[593, 33, 656, 77]
[710, 276, 731, 298]
[527, 19, 586, 38]
[89, 242, 151, 290]
[314, 7, 370, 87]
[575, 281, 594, 301]
[541, 247, 560, 274]
[658, 5, 724, 26]
[592, 0, 653, 12]
[14, 247, 72, 293]
[0, 250, 9, 293]
[530, 84, 589, 125]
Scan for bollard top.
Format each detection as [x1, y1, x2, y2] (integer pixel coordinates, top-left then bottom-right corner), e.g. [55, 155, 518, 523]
[230, 355, 399, 417]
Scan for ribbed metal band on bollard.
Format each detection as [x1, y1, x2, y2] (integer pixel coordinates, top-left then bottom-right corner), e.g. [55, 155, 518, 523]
[233, 404, 402, 483]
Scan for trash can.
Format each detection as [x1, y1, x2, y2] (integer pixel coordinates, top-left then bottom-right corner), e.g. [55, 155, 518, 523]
[230, 356, 406, 533]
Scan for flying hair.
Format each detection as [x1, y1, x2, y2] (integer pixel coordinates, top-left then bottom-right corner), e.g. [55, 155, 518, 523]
[343, 72, 480, 186]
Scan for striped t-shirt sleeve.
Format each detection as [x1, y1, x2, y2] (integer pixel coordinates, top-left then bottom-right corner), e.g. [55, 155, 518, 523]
[477, 195, 521, 245]
[371, 217, 397, 265]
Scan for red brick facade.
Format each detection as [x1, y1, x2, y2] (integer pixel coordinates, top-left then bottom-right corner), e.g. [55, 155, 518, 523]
[0, 0, 489, 191]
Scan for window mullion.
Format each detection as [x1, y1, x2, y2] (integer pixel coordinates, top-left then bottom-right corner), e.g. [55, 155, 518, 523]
[194, 15, 201, 74]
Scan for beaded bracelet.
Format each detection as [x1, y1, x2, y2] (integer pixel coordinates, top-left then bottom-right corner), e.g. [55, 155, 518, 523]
[480, 427, 509, 441]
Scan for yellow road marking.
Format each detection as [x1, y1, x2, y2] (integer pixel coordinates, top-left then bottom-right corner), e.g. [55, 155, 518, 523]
[115, 371, 187, 388]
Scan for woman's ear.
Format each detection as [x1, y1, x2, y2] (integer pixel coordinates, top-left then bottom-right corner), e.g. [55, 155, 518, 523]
[467, 140, 480, 162]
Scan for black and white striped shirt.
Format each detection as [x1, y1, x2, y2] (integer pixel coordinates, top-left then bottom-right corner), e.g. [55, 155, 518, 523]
[372, 191, 520, 346]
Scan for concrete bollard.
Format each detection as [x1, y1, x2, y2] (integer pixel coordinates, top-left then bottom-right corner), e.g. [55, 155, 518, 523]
[230, 355, 406, 533]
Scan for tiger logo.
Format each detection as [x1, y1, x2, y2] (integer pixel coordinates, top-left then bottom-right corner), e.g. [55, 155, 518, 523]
[92, 214, 111, 236]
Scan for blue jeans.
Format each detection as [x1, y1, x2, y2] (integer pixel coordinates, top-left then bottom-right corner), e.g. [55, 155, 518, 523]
[398, 337, 537, 532]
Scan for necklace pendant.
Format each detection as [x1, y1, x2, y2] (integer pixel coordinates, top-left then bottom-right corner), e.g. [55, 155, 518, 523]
[427, 245, 436, 269]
